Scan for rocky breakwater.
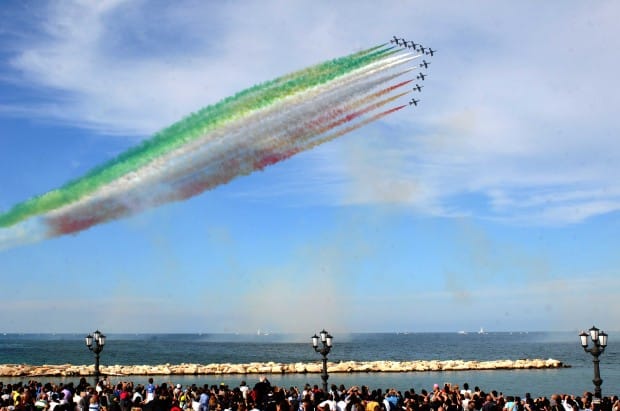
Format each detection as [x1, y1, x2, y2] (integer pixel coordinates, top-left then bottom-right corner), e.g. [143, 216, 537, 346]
[0, 359, 567, 377]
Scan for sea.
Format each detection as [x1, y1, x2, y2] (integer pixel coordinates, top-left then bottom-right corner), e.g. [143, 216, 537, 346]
[0, 332, 618, 398]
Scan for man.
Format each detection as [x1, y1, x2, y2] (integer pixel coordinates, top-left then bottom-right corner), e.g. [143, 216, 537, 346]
[146, 379, 156, 404]
[253, 377, 271, 409]
[384, 390, 399, 411]
[550, 395, 564, 411]
[318, 394, 337, 411]
[239, 382, 250, 401]
[461, 384, 472, 397]
[199, 388, 209, 411]
[482, 395, 496, 411]
[77, 391, 89, 411]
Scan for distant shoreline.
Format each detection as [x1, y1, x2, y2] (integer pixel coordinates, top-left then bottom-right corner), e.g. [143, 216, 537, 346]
[0, 359, 567, 377]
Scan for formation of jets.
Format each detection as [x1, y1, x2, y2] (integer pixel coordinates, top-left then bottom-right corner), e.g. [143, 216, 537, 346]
[389, 35, 436, 109]
[390, 36, 437, 57]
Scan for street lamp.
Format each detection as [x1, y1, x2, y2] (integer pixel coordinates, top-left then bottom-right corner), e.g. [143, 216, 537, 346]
[579, 325, 608, 399]
[85, 329, 106, 385]
[311, 329, 333, 393]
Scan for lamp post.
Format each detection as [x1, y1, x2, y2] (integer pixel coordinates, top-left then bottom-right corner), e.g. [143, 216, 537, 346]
[312, 329, 333, 393]
[85, 329, 106, 386]
[579, 325, 608, 399]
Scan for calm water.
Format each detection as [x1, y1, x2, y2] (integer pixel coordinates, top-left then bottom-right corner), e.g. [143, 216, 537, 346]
[0, 332, 618, 398]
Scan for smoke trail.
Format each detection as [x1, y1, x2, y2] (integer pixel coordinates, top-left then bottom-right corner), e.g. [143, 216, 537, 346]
[40, 57, 415, 232]
[1, 42, 431, 247]
[45, 59, 416, 223]
[1, 46, 405, 229]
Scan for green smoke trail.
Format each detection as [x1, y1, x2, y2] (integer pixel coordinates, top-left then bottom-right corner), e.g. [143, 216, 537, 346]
[0, 45, 399, 228]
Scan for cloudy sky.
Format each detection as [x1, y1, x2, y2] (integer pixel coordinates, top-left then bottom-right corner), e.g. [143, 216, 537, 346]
[1, 0, 619, 334]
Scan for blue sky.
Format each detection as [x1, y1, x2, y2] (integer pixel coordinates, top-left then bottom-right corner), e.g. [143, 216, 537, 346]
[1, 1, 619, 334]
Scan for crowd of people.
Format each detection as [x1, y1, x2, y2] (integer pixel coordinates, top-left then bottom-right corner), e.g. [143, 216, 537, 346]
[0, 377, 618, 411]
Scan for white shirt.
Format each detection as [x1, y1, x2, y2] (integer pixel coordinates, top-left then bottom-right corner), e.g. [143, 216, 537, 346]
[319, 400, 337, 411]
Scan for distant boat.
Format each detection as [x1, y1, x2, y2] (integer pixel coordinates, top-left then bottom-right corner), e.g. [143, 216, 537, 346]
[478, 327, 486, 334]
[458, 331, 467, 335]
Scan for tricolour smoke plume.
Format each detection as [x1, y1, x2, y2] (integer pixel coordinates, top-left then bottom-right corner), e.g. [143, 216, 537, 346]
[0, 43, 427, 249]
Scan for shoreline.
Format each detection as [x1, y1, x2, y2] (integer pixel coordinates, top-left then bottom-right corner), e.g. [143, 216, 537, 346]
[0, 358, 567, 377]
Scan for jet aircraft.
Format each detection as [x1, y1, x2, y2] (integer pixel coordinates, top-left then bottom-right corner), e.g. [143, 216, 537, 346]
[391, 36, 406, 46]
[416, 73, 427, 81]
[419, 46, 426, 54]
[419, 60, 430, 69]
[413, 84, 423, 92]
[426, 48, 436, 56]
[409, 99, 420, 106]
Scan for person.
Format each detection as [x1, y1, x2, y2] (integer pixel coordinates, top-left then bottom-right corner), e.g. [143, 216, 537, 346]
[77, 391, 89, 411]
[107, 397, 121, 411]
[76, 380, 89, 398]
[60, 385, 73, 410]
[462, 393, 472, 411]
[253, 377, 271, 409]
[191, 394, 201, 411]
[384, 389, 399, 411]
[346, 389, 364, 411]
[179, 390, 190, 410]
[301, 399, 314, 411]
[171, 400, 182, 411]
[504, 396, 515, 411]
[88, 395, 100, 411]
[146, 380, 156, 404]
[239, 383, 249, 402]
[365, 393, 380, 411]
[131, 389, 143, 405]
[461, 385, 472, 397]
[318, 394, 337, 411]
[337, 393, 347, 411]
[34, 394, 49, 411]
[276, 400, 291, 411]
[173, 385, 183, 400]
[550, 395, 564, 411]
[482, 395, 496, 411]
[15, 389, 36, 411]
[119, 387, 132, 411]
[145, 387, 170, 411]
[199, 388, 209, 411]
[48, 394, 60, 411]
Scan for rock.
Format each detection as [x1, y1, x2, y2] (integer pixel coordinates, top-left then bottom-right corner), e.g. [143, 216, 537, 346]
[0, 358, 569, 377]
